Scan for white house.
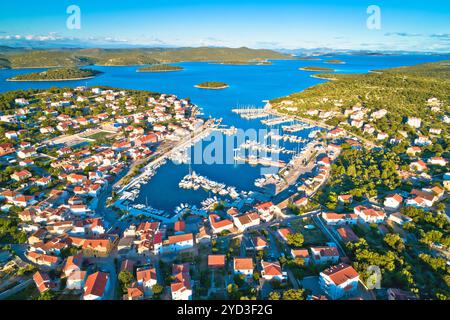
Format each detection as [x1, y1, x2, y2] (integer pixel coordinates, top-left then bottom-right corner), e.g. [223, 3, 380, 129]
[136, 267, 157, 296]
[321, 212, 358, 226]
[162, 233, 194, 253]
[407, 117, 421, 128]
[384, 194, 403, 210]
[354, 206, 386, 224]
[319, 264, 359, 300]
[233, 212, 260, 231]
[261, 261, 287, 281]
[233, 257, 254, 278]
[310, 246, 340, 264]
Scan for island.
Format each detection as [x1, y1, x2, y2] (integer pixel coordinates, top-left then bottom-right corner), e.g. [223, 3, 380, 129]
[137, 64, 184, 72]
[194, 81, 229, 89]
[211, 60, 272, 66]
[7, 67, 102, 81]
[299, 66, 335, 72]
[325, 59, 346, 64]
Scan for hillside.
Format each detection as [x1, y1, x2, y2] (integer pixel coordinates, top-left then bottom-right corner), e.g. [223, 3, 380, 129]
[272, 61, 450, 136]
[0, 47, 291, 68]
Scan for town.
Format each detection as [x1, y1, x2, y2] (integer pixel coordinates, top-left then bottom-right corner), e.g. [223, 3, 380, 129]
[0, 82, 447, 301]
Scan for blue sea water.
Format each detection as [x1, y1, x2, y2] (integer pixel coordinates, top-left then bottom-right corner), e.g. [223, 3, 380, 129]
[0, 54, 447, 212]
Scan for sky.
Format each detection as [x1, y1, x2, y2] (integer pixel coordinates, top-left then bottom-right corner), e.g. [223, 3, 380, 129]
[0, 0, 449, 52]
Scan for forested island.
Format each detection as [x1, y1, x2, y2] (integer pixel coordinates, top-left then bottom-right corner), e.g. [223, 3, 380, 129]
[137, 64, 183, 72]
[325, 59, 346, 64]
[195, 81, 229, 89]
[299, 66, 335, 72]
[7, 67, 102, 81]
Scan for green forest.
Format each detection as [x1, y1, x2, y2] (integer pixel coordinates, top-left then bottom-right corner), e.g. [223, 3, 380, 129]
[8, 67, 102, 81]
[137, 64, 183, 72]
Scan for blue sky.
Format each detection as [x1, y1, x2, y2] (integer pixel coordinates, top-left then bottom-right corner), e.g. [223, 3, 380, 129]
[0, 0, 449, 51]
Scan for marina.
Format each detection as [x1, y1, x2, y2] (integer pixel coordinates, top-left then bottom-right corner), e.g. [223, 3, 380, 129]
[179, 171, 241, 199]
[282, 123, 314, 133]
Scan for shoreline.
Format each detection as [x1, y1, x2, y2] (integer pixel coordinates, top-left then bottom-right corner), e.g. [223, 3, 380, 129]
[136, 69, 183, 73]
[299, 67, 335, 72]
[6, 75, 98, 82]
[194, 85, 229, 90]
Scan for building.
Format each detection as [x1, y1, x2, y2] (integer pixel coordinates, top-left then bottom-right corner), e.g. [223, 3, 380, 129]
[290, 249, 310, 265]
[233, 257, 254, 278]
[310, 246, 340, 264]
[83, 271, 110, 300]
[321, 212, 358, 226]
[209, 214, 234, 234]
[388, 212, 413, 226]
[233, 212, 260, 231]
[406, 117, 421, 128]
[354, 206, 386, 224]
[320, 263, 359, 300]
[171, 263, 192, 300]
[33, 271, 56, 293]
[208, 254, 226, 269]
[384, 194, 403, 210]
[136, 267, 157, 296]
[260, 261, 287, 281]
[162, 233, 194, 253]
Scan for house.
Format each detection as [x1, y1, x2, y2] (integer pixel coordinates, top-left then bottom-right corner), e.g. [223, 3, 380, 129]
[254, 202, 280, 222]
[136, 267, 157, 296]
[321, 212, 358, 226]
[125, 282, 145, 300]
[319, 263, 359, 300]
[310, 246, 340, 264]
[209, 214, 234, 234]
[26, 251, 59, 268]
[337, 194, 353, 204]
[260, 261, 287, 281]
[83, 271, 110, 300]
[66, 270, 87, 290]
[233, 212, 260, 231]
[406, 146, 421, 156]
[162, 233, 194, 253]
[11, 170, 32, 181]
[406, 117, 421, 128]
[250, 235, 268, 251]
[388, 212, 413, 226]
[33, 271, 56, 293]
[410, 160, 427, 172]
[293, 197, 308, 207]
[233, 257, 254, 278]
[336, 227, 359, 243]
[171, 263, 192, 300]
[63, 254, 83, 277]
[354, 206, 386, 224]
[208, 254, 226, 268]
[290, 249, 310, 265]
[428, 157, 447, 167]
[384, 194, 403, 210]
[277, 228, 292, 242]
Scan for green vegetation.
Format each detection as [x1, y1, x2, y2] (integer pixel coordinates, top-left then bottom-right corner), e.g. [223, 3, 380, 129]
[137, 64, 183, 72]
[118, 270, 134, 293]
[299, 66, 335, 72]
[286, 232, 305, 247]
[8, 67, 102, 81]
[0, 218, 27, 244]
[195, 81, 229, 89]
[272, 61, 450, 137]
[0, 47, 291, 68]
[316, 147, 401, 207]
[325, 59, 345, 64]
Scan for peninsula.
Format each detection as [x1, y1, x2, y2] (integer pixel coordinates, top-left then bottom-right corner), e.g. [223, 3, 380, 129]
[137, 65, 183, 72]
[299, 66, 335, 72]
[7, 67, 102, 81]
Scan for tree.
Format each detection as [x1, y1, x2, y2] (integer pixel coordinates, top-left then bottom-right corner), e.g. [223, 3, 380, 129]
[118, 271, 134, 293]
[268, 291, 280, 300]
[282, 289, 305, 300]
[383, 233, 405, 252]
[37, 291, 55, 300]
[152, 284, 164, 295]
[287, 232, 304, 247]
